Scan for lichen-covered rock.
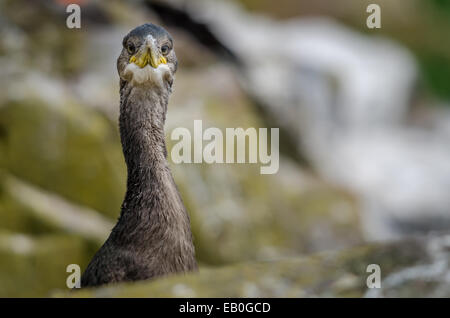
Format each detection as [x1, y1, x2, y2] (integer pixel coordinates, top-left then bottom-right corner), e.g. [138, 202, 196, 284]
[0, 231, 92, 297]
[0, 171, 56, 235]
[0, 173, 113, 244]
[64, 235, 450, 298]
[0, 99, 126, 219]
[174, 161, 361, 264]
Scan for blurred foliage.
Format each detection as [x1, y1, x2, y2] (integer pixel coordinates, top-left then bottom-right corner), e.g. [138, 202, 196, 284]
[431, 0, 450, 13]
[419, 54, 450, 100]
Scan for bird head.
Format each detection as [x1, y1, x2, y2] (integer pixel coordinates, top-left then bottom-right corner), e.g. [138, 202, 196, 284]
[117, 23, 177, 88]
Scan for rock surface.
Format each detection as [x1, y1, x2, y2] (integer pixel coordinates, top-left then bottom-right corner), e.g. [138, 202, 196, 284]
[64, 234, 450, 298]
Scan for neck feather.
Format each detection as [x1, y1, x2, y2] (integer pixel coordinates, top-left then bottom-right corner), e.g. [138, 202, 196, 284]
[112, 83, 197, 272]
[117, 83, 190, 236]
[119, 84, 168, 179]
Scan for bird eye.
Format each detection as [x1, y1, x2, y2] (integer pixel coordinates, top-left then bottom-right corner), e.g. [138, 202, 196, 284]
[161, 45, 170, 56]
[127, 43, 135, 55]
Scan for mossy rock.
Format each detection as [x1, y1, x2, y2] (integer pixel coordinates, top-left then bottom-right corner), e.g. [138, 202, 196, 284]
[65, 236, 439, 297]
[0, 99, 126, 219]
[0, 231, 92, 297]
[0, 173, 113, 245]
[0, 174, 56, 234]
[171, 160, 361, 265]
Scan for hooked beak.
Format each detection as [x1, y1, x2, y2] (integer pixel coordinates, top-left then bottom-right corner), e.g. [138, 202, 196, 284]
[129, 35, 167, 68]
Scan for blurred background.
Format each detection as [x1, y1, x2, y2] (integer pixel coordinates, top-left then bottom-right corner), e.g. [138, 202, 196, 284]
[0, 0, 450, 297]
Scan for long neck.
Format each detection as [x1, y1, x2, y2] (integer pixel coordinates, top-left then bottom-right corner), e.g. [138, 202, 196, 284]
[119, 83, 168, 183]
[115, 83, 193, 250]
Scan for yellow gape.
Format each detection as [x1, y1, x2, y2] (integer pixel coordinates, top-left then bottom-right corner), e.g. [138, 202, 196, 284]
[130, 48, 167, 68]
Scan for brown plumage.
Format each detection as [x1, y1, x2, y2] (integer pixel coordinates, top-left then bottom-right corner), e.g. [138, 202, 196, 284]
[81, 23, 197, 288]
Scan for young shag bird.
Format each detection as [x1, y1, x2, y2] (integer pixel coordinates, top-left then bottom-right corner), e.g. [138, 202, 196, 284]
[81, 23, 197, 287]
